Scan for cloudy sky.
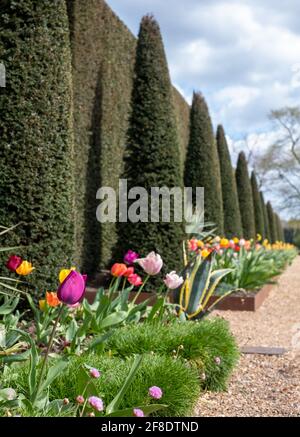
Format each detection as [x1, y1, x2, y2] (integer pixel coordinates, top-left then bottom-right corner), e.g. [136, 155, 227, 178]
[107, 0, 300, 144]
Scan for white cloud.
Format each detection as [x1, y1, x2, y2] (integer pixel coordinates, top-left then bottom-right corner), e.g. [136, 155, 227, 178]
[106, 0, 300, 136]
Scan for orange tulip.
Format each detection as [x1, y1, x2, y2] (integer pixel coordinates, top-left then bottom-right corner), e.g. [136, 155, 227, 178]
[110, 263, 127, 277]
[46, 292, 61, 307]
[16, 261, 34, 276]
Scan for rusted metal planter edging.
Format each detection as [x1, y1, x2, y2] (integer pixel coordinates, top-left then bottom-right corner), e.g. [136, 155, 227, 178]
[85, 278, 279, 312]
[207, 280, 278, 312]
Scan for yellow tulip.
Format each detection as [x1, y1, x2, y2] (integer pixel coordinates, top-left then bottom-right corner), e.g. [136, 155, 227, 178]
[16, 261, 34, 276]
[256, 233, 262, 241]
[39, 299, 46, 311]
[233, 237, 239, 244]
[59, 267, 76, 283]
[201, 248, 210, 259]
[197, 240, 204, 248]
[220, 238, 229, 248]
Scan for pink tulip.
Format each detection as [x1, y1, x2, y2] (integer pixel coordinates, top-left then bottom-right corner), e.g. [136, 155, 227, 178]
[57, 270, 87, 305]
[135, 251, 163, 275]
[163, 271, 184, 289]
[127, 273, 143, 286]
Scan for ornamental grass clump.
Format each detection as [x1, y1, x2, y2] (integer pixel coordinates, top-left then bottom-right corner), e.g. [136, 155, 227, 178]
[105, 317, 239, 391]
[5, 354, 200, 417]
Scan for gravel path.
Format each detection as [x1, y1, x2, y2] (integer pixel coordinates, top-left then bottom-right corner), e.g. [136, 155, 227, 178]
[195, 256, 300, 417]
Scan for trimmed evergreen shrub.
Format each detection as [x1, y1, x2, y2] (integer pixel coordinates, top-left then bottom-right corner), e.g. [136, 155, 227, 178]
[105, 318, 239, 391]
[275, 213, 284, 242]
[260, 192, 270, 241]
[68, 1, 190, 271]
[114, 15, 184, 273]
[235, 152, 256, 239]
[216, 125, 242, 237]
[267, 202, 278, 243]
[184, 93, 224, 234]
[251, 172, 264, 238]
[0, 0, 75, 290]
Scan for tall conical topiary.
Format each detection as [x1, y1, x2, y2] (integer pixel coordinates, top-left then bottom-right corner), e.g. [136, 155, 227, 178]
[184, 93, 224, 234]
[260, 192, 270, 241]
[235, 152, 256, 239]
[115, 15, 183, 272]
[0, 1, 75, 290]
[216, 125, 242, 237]
[251, 172, 264, 238]
[275, 213, 284, 242]
[267, 202, 277, 243]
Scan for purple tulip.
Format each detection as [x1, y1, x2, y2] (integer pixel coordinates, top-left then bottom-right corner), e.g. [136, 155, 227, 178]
[124, 250, 140, 265]
[57, 270, 87, 305]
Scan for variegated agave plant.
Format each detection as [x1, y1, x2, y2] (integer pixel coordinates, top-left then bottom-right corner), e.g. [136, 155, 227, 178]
[173, 252, 235, 320]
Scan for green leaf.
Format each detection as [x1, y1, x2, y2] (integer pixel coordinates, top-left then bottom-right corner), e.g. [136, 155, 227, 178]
[65, 318, 78, 342]
[87, 330, 115, 351]
[99, 311, 128, 330]
[12, 329, 38, 397]
[0, 246, 23, 252]
[0, 296, 19, 315]
[38, 359, 69, 396]
[147, 297, 165, 321]
[0, 349, 30, 364]
[106, 355, 143, 415]
[186, 254, 213, 314]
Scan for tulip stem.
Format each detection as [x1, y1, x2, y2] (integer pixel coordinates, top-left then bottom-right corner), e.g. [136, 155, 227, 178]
[131, 275, 149, 305]
[32, 304, 64, 405]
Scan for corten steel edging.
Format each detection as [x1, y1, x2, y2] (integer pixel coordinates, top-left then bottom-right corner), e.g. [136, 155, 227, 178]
[84, 278, 279, 311]
[207, 279, 278, 312]
[84, 289, 158, 306]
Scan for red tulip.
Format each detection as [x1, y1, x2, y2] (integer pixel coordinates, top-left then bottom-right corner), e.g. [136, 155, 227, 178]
[57, 270, 87, 305]
[6, 255, 22, 272]
[124, 266, 134, 277]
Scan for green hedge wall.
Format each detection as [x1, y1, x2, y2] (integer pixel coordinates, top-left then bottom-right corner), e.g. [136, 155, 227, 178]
[68, 0, 190, 273]
[0, 0, 75, 290]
